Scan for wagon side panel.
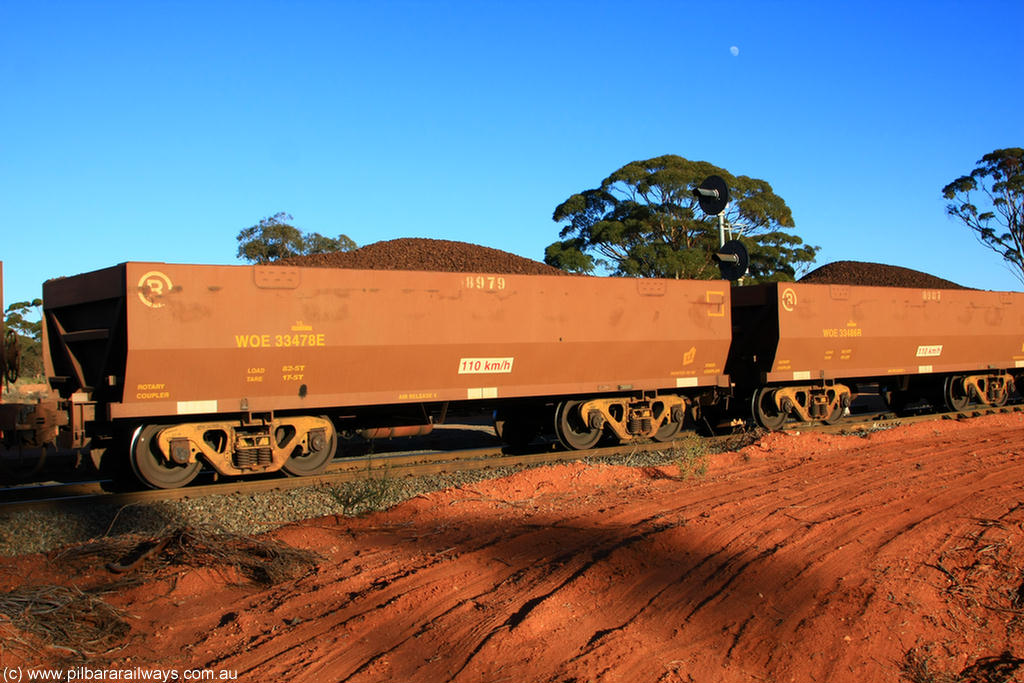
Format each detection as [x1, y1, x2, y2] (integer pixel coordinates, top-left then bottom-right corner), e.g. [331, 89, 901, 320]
[769, 283, 1024, 382]
[112, 264, 732, 419]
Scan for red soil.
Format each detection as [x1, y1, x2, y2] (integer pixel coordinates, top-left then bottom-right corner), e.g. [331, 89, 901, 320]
[4, 413, 1024, 681]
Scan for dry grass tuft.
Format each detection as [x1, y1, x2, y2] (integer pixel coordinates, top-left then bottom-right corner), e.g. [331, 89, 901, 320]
[322, 473, 403, 516]
[161, 526, 321, 585]
[899, 648, 959, 683]
[0, 584, 129, 655]
[900, 648, 1024, 683]
[55, 525, 321, 586]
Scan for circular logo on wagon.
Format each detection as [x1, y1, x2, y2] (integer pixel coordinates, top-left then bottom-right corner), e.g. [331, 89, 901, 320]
[781, 287, 798, 312]
[138, 271, 173, 308]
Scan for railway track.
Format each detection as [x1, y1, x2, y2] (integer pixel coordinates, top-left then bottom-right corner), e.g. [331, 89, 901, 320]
[3, 404, 1022, 513]
[784, 402, 1024, 434]
[0, 431, 742, 513]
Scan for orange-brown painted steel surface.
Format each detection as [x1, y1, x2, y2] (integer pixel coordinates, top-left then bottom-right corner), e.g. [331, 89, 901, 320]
[733, 282, 1024, 383]
[44, 263, 732, 420]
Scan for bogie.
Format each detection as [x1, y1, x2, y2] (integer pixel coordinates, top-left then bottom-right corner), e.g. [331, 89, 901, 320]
[126, 415, 338, 488]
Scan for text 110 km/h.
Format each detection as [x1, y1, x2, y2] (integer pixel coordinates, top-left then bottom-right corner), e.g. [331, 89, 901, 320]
[458, 357, 515, 374]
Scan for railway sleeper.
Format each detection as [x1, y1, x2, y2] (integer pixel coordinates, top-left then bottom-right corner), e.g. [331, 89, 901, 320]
[149, 415, 336, 480]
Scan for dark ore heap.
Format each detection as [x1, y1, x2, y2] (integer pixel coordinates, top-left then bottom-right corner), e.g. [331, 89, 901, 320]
[799, 261, 965, 289]
[277, 238, 566, 276]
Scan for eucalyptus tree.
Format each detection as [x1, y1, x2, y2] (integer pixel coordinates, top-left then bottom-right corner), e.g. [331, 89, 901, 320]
[545, 155, 818, 281]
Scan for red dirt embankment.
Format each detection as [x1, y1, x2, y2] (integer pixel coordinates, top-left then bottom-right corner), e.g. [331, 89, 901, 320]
[4, 414, 1024, 681]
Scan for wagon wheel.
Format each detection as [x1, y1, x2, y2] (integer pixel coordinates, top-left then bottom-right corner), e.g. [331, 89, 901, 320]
[653, 418, 684, 442]
[752, 387, 788, 431]
[943, 375, 970, 413]
[282, 418, 337, 476]
[554, 400, 603, 450]
[652, 404, 685, 442]
[821, 393, 846, 425]
[130, 424, 201, 489]
[819, 403, 843, 423]
[989, 379, 1009, 408]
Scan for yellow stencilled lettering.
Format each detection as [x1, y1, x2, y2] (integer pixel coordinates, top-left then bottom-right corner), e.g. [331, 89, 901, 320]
[135, 383, 170, 400]
[235, 331, 326, 349]
[235, 334, 272, 348]
[282, 364, 305, 380]
[136, 391, 171, 399]
[275, 333, 326, 348]
[282, 362, 305, 380]
[464, 275, 507, 290]
[922, 290, 941, 302]
[399, 391, 439, 400]
[825, 327, 862, 338]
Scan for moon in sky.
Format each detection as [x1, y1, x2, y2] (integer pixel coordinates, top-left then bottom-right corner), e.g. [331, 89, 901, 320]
[730, 46, 740, 56]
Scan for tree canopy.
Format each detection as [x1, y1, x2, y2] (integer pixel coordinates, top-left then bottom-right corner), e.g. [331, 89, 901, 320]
[544, 155, 818, 281]
[942, 147, 1024, 285]
[4, 299, 43, 379]
[236, 212, 357, 264]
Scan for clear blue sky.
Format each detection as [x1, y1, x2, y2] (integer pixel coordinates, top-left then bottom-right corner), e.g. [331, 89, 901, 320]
[2, 0, 1022, 309]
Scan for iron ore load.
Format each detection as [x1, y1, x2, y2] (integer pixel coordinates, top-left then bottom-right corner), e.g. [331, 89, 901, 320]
[2, 237, 1023, 489]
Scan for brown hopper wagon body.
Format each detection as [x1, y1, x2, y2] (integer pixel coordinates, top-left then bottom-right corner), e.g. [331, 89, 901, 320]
[46, 263, 731, 417]
[26, 262, 731, 486]
[731, 282, 1024, 427]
